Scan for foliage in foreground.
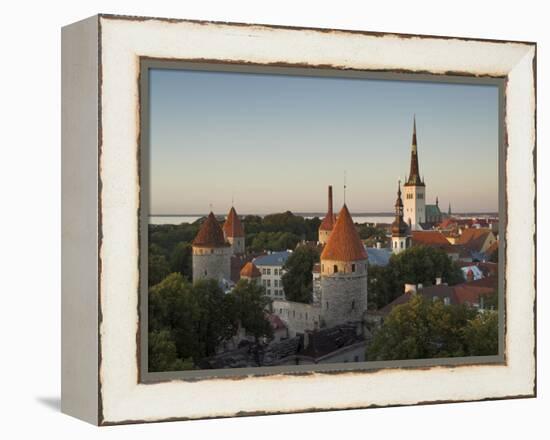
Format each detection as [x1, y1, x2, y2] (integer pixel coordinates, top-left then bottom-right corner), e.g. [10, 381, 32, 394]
[148, 274, 272, 372]
[367, 294, 498, 361]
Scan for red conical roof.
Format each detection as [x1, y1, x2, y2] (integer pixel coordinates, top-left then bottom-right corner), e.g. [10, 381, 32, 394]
[240, 261, 261, 278]
[320, 204, 368, 262]
[192, 212, 229, 248]
[223, 207, 245, 238]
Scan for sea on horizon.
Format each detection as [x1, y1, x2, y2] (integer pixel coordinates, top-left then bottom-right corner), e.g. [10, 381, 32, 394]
[149, 214, 396, 225]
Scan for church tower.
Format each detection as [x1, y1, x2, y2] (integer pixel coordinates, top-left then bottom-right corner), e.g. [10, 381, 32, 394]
[223, 206, 245, 255]
[319, 204, 368, 327]
[391, 181, 411, 254]
[192, 212, 232, 284]
[318, 185, 336, 245]
[403, 116, 426, 230]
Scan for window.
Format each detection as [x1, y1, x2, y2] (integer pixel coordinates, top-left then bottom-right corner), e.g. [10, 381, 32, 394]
[333, 265, 338, 273]
[354, 356, 359, 362]
[204, 270, 207, 276]
[274, 279, 278, 287]
[267, 280, 271, 287]
[326, 301, 329, 309]
[352, 264, 356, 272]
[351, 300, 355, 310]
[262, 268, 266, 275]
[267, 289, 271, 295]
[267, 268, 271, 275]
[400, 241, 404, 249]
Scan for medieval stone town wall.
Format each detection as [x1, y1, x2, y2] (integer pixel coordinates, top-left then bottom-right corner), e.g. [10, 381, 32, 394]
[272, 299, 321, 337]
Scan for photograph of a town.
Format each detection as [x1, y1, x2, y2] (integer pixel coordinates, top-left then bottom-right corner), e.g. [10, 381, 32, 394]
[146, 68, 500, 372]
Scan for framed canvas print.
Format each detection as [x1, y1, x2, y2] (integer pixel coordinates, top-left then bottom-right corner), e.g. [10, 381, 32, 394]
[61, 14, 536, 425]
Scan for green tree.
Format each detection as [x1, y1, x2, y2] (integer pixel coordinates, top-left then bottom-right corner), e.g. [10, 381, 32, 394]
[148, 253, 171, 286]
[191, 279, 237, 358]
[169, 242, 193, 280]
[367, 295, 496, 361]
[282, 245, 320, 303]
[368, 245, 463, 309]
[358, 224, 388, 247]
[462, 311, 498, 356]
[149, 273, 199, 360]
[148, 329, 193, 372]
[228, 280, 273, 342]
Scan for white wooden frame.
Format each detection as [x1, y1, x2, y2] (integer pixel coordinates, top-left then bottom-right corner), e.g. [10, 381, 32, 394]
[61, 14, 536, 425]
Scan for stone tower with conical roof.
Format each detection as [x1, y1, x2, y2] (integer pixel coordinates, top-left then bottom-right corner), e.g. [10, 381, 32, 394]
[391, 181, 411, 254]
[192, 212, 232, 284]
[319, 204, 368, 327]
[223, 206, 245, 255]
[403, 116, 426, 230]
[318, 185, 336, 245]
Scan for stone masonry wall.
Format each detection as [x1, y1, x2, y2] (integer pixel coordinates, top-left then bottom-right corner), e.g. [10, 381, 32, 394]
[320, 272, 368, 328]
[272, 300, 321, 337]
[192, 246, 231, 284]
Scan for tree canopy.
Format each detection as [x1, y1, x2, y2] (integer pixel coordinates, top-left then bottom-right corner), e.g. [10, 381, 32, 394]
[367, 294, 498, 361]
[368, 245, 463, 309]
[281, 245, 320, 303]
[148, 273, 272, 372]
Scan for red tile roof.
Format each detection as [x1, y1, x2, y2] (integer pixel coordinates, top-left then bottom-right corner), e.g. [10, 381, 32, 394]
[412, 230, 451, 246]
[319, 213, 337, 231]
[192, 212, 229, 248]
[223, 207, 245, 238]
[240, 261, 261, 278]
[380, 276, 497, 315]
[321, 204, 368, 262]
[457, 228, 492, 252]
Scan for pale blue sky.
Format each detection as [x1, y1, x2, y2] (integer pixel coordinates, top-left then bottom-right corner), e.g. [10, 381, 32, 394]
[148, 68, 499, 215]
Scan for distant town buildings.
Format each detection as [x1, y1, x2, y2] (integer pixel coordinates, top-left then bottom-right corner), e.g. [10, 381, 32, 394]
[254, 251, 291, 299]
[187, 115, 499, 368]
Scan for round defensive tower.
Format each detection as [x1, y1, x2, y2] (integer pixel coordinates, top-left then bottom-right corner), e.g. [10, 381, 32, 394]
[192, 212, 232, 284]
[319, 204, 368, 328]
[318, 185, 336, 245]
[223, 206, 245, 255]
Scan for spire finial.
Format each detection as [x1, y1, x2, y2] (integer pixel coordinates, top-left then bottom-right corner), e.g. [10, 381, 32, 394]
[231, 194, 234, 207]
[398, 179, 402, 197]
[209, 203, 213, 213]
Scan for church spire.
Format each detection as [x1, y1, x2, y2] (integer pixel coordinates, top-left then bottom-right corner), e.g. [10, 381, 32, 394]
[405, 116, 424, 187]
[391, 180, 408, 237]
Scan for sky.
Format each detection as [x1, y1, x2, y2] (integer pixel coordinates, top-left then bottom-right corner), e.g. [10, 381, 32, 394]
[148, 68, 499, 215]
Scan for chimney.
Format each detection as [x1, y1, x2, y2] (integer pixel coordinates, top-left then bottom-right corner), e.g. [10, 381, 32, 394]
[404, 283, 417, 294]
[376, 241, 382, 249]
[435, 277, 442, 285]
[328, 185, 333, 216]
